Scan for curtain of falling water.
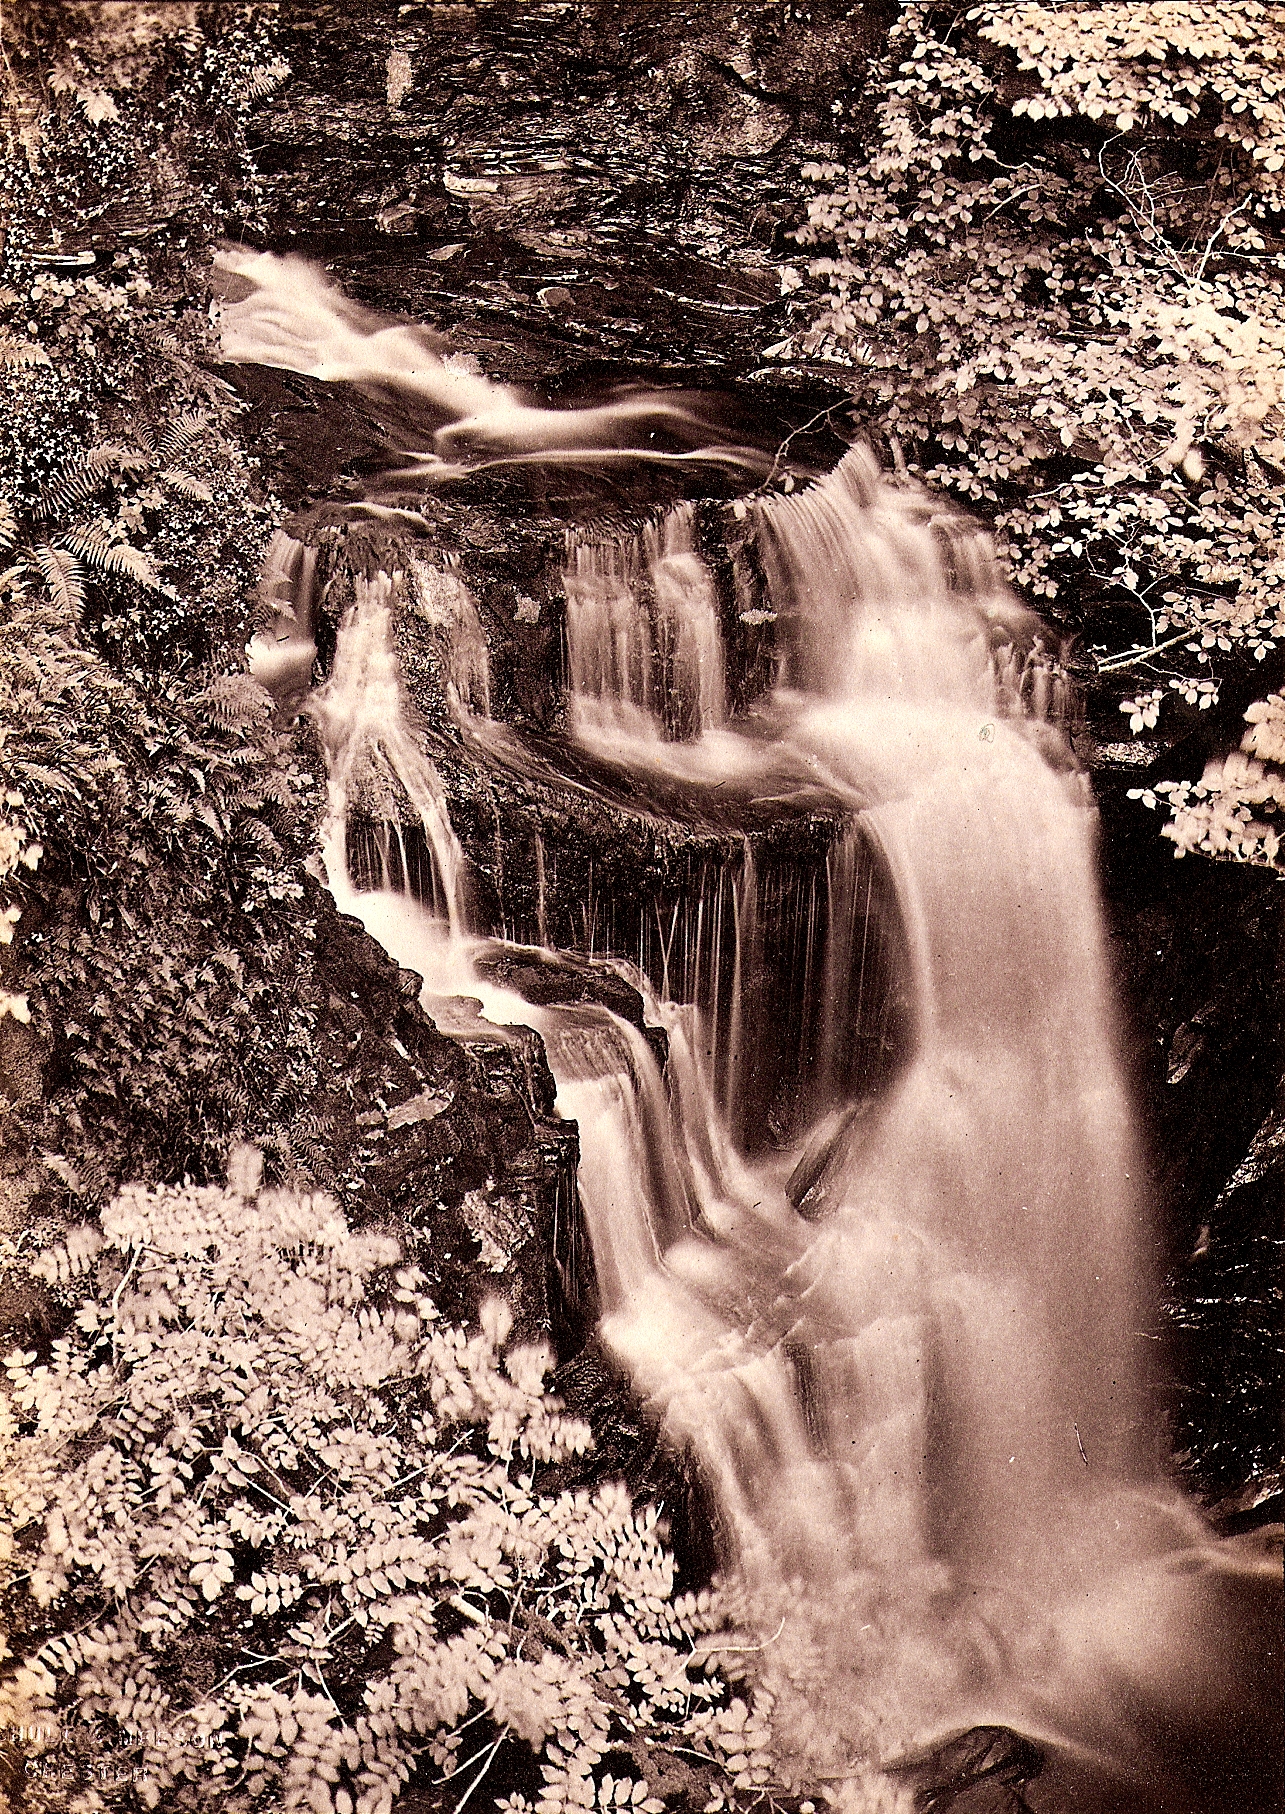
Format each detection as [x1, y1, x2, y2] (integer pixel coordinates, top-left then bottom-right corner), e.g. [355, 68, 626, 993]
[564, 503, 726, 742]
[216, 245, 1276, 1801]
[754, 454, 1151, 1534]
[406, 556, 493, 720]
[311, 569, 468, 933]
[291, 446, 1230, 1789]
[247, 527, 319, 696]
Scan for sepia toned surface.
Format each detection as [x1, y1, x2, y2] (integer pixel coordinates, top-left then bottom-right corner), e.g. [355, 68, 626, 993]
[0, 7, 1281, 1813]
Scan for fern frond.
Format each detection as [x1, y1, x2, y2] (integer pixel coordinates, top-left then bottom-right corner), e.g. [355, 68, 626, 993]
[39, 447, 151, 519]
[0, 500, 16, 552]
[156, 412, 209, 464]
[235, 58, 291, 103]
[100, 544, 160, 589]
[61, 529, 159, 590]
[31, 544, 86, 614]
[12, 763, 82, 796]
[86, 443, 151, 477]
[30, 1224, 104, 1286]
[0, 337, 50, 368]
[202, 673, 273, 727]
[37, 467, 103, 519]
[161, 469, 214, 502]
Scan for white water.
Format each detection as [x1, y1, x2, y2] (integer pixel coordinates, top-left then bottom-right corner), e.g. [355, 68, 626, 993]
[311, 571, 468, 932]
[226, 260, 1278, 1803]
[247, 526, 319, 695]
[406, 555, 492, 720]
[215, 248, 770, 485]
[564, 504, 726, 742]
[307, 452, 1240, 1777]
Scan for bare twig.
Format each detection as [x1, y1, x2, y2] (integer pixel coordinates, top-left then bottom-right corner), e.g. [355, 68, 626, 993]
[453, 1729, 508, 1814]
[1096, 627, 1194, 674]
[756, 406, 846, 496]
[696, 1615, 787, 1658]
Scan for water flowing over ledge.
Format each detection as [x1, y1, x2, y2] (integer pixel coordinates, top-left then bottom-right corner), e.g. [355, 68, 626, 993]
[228, 258, 1280, 1810]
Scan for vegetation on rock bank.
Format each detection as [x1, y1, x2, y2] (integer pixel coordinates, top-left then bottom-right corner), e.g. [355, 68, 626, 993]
[0, 1155, 780, 1814]
[778, 0, 1285, 866]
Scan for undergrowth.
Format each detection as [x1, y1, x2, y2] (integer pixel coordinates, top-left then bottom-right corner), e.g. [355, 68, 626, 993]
[0, 3, 327, 1192]
[0, 1153, 823, 1814]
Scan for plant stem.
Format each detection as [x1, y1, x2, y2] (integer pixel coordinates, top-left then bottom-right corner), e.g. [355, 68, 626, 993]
[1096, 629, 1195, 674]
[454, 1730, 508, 1814]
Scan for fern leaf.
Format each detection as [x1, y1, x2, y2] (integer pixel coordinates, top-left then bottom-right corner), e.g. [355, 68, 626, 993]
[12, 763, 82, 796]
[86, 443, 151, 477]
[30, 1223, 104, 1286]
[235, 59, 291, 103]
[31, 544, 86, 613]
[161, 469, 214, 502]
[202, 673, 273, 726]
[37, 467, 100, 519]
[156, 412, 209, 464]
[0, 500, 16, 552]
[0, 337, 50, 368]
[99, 544, 160, 589]
[39, 446, 152, 519]
[61, 529, 159, 590]
[41, 1153, 83, 1193]
[61, 526, 115, 566]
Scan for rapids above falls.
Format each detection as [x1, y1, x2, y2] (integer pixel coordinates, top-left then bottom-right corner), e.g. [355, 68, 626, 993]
[225, 254, 1281, 1813]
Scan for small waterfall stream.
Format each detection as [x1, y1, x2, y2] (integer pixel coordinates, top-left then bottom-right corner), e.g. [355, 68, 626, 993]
[312, 569, 468, 932]
[226, 257, 1277, 1806]
[565, 503, 726, 742]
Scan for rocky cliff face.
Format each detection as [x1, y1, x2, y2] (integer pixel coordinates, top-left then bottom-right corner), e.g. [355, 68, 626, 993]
[0, 882, 581, 1378]
[303, 897, 581, 1343]
[247, 1, 885, 371]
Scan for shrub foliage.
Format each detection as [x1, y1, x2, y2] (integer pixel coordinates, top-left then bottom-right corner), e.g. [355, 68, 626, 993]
[778, 1, 1285, 865]
[0, 1156, 795, 1814]
[0, 2, 325, 1189]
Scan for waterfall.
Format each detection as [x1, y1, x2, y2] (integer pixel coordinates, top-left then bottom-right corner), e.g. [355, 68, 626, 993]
[247, 527, 318, 695]
[311, 570, 468, 933]
[234, 253, 1274, 1793]
[563, 503, 725, 743]
[406, 555, 492, 719]
[214, 247, 772, 485]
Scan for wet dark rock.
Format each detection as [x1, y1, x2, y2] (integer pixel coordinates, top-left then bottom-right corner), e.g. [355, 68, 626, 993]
[548, 1342, 725, 1591]
[1, 886, 578, 1355]
[248, 1, 888, 379]
[299, 896, 577, 1340]
[1167, 1109, 1285, 1509]
[893, 1726, 1042, 1813]
[472, 942, 669, 1071]
[1096, 785, 1284, 1502]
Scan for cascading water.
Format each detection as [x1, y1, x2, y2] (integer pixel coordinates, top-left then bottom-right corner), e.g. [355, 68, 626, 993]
[312, 569, 468, 931]
[247, 526, 320, 696]
[405, 555, 492, 721]
[228, 259, 1279, 1812]
[564, 504, 726, 742]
